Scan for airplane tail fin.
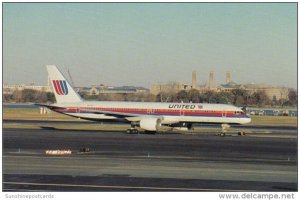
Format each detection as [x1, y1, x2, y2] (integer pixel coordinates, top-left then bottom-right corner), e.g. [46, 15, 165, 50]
[47, 65, 82, 103]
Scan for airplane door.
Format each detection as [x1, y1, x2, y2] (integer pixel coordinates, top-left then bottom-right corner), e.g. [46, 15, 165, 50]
[222, 110, 227, 117]
[180, 110, 185, 116]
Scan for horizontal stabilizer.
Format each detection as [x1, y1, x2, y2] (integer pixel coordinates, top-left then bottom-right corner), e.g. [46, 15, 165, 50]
[34, 103, 64, 110]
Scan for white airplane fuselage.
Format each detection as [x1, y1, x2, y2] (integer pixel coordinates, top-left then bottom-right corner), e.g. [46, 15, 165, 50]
[50, 101, 251, 125]
[41, 65, 251, 132]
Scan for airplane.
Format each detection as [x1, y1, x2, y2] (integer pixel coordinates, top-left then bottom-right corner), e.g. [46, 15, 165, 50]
[37, 65, 251, 135]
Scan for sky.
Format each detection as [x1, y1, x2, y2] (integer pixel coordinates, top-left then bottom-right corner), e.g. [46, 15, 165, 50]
[3, 3, 297, 88]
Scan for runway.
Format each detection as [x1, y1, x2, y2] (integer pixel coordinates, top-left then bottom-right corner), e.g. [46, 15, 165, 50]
[4, 119, 298, 131]
[3, 128, 297, 191]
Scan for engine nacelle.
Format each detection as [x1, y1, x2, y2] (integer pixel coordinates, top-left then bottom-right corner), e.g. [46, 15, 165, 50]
[139, 118, 161, 131]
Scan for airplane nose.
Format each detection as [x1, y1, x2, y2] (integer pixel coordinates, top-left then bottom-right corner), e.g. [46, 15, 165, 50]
[244, 116, 251, 124]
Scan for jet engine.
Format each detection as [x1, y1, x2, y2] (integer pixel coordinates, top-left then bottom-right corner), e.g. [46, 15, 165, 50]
[139, 118, 161, 131]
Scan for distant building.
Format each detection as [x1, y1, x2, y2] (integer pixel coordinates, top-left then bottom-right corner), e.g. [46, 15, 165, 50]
[77, 85, 149, 95]
[244, 84, 289, 100]
[4, 83, 149, 96]
[3, 84, 51, 94]
[218, 82, 289, 100]
[217, 81, 242, 92]
[207, 71, 215, 90]
[151, 71, 218, 95]
[151, 82, 192, 95]
[192, 70, 197, 89]
[150, 71, 290, 100]
[226, 71, 231, 84]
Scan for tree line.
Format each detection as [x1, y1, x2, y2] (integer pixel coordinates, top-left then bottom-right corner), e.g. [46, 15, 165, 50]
[3, 88, 297, 107]
[4, 89, 55, 103]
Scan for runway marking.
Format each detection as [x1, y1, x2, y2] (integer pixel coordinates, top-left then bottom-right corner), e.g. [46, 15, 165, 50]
[3, 181, 248, 192]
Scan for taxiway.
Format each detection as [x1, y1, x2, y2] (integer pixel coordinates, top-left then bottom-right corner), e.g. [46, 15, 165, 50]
[3, 127, 297, 191]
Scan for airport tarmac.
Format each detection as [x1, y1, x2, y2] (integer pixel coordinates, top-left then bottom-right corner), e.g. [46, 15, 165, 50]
[3, 127, 298, 192]
[3, 119, 298, 131]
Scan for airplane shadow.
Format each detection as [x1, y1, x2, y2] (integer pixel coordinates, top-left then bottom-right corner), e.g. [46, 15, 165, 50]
[39, 126, 122, 133]
[39, 126, 179, 135]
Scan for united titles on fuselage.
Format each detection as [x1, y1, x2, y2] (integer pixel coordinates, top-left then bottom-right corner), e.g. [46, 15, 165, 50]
[168, 104, 203, 109]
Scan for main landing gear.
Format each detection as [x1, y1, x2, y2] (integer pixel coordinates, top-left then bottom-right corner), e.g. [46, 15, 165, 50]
[126, 128, 139, 134]
[126, 123, 139, 134]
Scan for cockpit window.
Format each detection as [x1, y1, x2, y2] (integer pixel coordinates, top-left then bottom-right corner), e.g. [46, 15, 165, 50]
[234, 111, 244, 115]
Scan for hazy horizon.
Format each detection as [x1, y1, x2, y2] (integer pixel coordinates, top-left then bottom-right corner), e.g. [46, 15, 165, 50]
[3, 3, 297, 89]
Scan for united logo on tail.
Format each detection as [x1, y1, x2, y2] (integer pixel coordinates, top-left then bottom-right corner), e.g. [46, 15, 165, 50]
[52, 80, 68, 95]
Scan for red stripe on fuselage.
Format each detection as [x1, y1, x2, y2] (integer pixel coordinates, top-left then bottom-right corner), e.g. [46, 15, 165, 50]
[60, 107, 246, 117]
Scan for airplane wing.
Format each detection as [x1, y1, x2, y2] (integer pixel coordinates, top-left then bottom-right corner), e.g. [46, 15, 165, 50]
[35, 104, 158, 119]
[80, 108, 144, 118]
[35, 103, 163, 122]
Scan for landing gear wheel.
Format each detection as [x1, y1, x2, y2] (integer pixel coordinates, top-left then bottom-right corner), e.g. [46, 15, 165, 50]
[133, 129, 139, 134]
[126, 129, 139, 134]
[238, 131, 246, 136]
[220, 132, 226, 137]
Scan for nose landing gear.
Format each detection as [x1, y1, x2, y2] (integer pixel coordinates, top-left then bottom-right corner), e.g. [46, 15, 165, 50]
[220, 124, 230, 137]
